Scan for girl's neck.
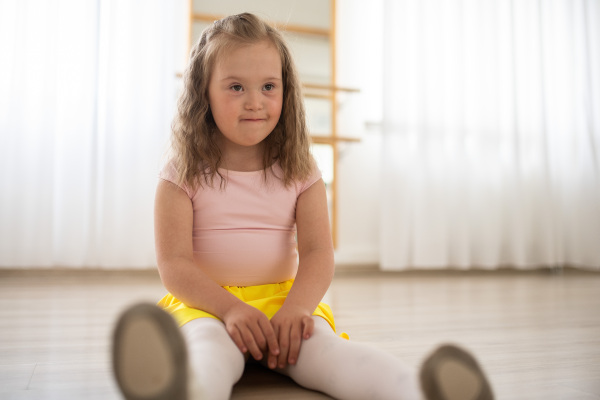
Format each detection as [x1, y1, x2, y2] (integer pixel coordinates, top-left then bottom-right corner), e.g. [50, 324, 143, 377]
[219, 141, 266, 172]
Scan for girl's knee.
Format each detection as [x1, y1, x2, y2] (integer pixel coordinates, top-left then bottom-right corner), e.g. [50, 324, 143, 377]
[183, 318, 245, 388]
[182, 318, 244, 365]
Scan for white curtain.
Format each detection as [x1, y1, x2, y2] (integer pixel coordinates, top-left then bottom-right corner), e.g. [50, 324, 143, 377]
[0, 1, 175, 268]
[380, 0, 600, 270]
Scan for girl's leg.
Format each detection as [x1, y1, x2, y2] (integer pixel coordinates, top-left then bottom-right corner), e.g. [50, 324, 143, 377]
[181, 317, 246, 400]
[281, 316, 421, 400]
[113, 303, 189, 400]
[281, 317, 494, 400]
[112, 303, 245, 400]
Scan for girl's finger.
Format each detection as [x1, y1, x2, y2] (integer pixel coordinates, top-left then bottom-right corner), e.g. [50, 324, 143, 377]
[267, 323, 280, 369]
[258, 317, 280, 357]
[239, 325, 263, 360]
[252, 323, 268, 352]
[227, 325, 247, 354]
[277, 324, 291, 368]
[267, 351, 278, 369]
[287, 322, 302, 365]
[302, 315, 315, 340]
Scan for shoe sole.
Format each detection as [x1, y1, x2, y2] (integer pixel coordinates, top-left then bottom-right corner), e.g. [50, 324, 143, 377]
[112, 303, 188, 400]
[420, 344, 494, 400]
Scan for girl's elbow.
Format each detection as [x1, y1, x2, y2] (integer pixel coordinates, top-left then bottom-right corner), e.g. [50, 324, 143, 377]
[156, 258, 186, 294]
[320, 249, 336, 277]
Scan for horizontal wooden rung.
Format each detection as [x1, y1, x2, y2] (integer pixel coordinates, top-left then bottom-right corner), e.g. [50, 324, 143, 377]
[311, 136, 361, 145]
[303, 83, 360, 93]
[191, 12, 330, 37]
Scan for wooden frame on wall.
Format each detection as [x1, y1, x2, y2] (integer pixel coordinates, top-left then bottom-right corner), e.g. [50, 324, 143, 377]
[185, 0, 358, 248]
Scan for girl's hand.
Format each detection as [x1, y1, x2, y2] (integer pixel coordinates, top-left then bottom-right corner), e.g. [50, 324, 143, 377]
[222, 302, 280, 362]
[269, 304, 314, 369]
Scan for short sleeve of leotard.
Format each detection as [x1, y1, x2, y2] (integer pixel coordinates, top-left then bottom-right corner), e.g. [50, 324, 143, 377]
[159, 162, 195, 199]
[296, 159, 322, 195]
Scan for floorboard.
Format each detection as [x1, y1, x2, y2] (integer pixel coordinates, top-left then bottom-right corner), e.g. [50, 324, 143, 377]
[0, 269, 599, 399]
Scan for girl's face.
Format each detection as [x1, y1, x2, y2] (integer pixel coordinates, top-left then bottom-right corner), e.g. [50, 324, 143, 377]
[208, 40, 283, 155]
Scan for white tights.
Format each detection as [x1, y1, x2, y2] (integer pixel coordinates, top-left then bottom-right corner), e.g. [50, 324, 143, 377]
[181, 316, 421, 400]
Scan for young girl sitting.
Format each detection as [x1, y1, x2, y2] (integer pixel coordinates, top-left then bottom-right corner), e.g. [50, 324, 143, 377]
[111, 12, 494, 400]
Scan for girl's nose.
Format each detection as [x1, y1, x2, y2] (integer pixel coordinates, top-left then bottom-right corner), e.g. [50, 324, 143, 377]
[244, 91, 263, 110]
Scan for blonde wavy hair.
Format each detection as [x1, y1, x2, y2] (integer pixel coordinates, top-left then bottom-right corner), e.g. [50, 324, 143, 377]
[170, 12, 313, 189]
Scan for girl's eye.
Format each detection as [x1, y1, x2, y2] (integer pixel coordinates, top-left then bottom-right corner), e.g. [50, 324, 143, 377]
[231, 84, 243, 92]
[263, 83, 275, 91]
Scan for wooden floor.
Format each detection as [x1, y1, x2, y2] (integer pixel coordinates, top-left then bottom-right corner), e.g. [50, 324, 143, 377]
[0, 268, 599, 399]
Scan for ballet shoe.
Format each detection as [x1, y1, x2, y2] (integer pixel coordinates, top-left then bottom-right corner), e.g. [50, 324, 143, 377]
[419, 344, 494, 400]
[112, 303, 188, 400]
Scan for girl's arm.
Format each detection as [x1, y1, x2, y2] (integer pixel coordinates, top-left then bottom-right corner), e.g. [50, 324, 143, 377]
[154, 179, 279, 362]
[269, 178, 335, 369]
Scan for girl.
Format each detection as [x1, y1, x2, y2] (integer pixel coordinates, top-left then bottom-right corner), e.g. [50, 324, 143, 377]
[112, 13, 494, 400]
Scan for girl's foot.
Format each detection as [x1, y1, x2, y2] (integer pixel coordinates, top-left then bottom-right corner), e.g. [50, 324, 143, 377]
[112, 303, 188, 400]
[419, 344, 494, 400]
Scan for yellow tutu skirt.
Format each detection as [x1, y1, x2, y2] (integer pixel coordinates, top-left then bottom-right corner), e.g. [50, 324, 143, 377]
[158, 279, 347, 339]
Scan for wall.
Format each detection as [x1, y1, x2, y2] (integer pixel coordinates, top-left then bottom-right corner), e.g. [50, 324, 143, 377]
[334, 0, 384, 267]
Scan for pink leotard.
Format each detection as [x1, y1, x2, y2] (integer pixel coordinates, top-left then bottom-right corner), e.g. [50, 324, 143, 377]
[159, 162, 322, 287]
